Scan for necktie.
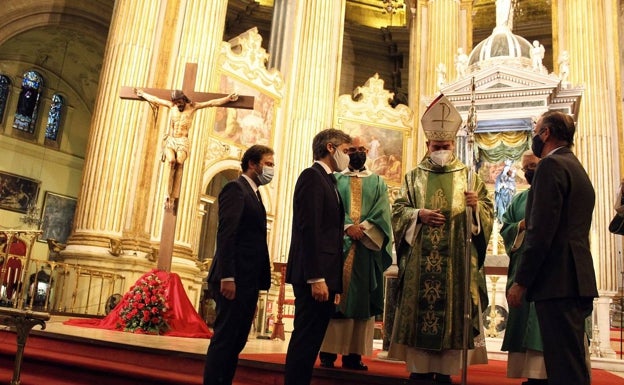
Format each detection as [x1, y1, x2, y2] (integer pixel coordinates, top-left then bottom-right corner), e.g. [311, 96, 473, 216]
[256, 190, 263, 203]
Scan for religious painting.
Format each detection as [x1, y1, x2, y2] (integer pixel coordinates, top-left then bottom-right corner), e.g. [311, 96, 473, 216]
[213, 74, 276, 148]
[338, 120, 405, 186]
[0, 171, 40, 214]
[39, 192, 77, 244]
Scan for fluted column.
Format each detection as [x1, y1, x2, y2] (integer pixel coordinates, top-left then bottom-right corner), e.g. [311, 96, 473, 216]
[150, 0, 230, 269]
[422, 0, 460, 95]
[268, 0, 297, 71]
[66, 0, 229, 279]
[555, 0, 622, 357]
[272, 0, 346, 263]
[408, 2, 425, 165]
[68, 0, 165, 255]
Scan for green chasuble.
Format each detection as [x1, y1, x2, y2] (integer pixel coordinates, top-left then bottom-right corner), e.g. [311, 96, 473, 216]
[335, 171, 393, 319]
[391, 157, 493, 351]
[500, 189, 543, 352]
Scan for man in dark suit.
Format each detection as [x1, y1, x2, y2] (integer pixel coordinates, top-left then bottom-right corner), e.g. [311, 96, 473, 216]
[284, 128, 352, 385]
[203, 144, 275, 385]
[507, 111, 597, 385]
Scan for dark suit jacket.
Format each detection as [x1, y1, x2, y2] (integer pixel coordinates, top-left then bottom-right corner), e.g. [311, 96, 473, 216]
[515, 147, 598, 301]
[286, 162, 344, 293]
[207, 176, 271, 290]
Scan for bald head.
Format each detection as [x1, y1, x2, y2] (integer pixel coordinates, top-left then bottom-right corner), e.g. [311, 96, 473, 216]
[349, 136, 368, 151]
[521, 150, 539, 169]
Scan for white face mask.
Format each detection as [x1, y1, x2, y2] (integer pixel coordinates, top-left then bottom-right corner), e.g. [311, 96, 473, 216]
[430, 150, 453, 167]
[332, 146, 350, 171]
[257, 166, 274, 185]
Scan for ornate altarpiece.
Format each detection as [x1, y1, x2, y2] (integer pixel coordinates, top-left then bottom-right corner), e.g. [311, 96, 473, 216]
[199, 27, 284, 258]
[197, 28, 284, 334]
[440, 64, 583, 338]
[334, 73, 414, 199]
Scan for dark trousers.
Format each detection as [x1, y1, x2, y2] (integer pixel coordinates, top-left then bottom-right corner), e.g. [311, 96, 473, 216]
[534, 298, 593, 385]
[284, 284, 336, 385]
[203, 284, 259, 385]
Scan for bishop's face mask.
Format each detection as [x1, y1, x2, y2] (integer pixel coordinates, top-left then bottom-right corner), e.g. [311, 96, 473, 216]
[430, 150, 453, 167]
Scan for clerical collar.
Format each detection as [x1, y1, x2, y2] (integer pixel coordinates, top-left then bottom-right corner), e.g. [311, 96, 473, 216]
[343, 168, 371, 177]
[348, 166, 366, 172]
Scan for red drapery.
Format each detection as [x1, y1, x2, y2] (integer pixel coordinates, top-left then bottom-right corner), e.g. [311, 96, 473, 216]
[65, 269, 212, 338]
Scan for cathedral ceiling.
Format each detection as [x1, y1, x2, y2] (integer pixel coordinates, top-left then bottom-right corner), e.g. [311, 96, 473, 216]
[0, 28, 105, 111]
[0, 0, 112, 111]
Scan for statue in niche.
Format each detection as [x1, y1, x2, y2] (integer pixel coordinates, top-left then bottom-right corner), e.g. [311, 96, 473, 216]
[135, 88, 238, 207]
[530, 40, 545, 71]
[454, 48, 469, 80]
[494, 161, 516, 223]
[558, 50, 570, 87]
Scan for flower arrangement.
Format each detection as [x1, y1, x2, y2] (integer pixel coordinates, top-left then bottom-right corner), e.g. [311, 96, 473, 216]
[116, 271, 170, 335]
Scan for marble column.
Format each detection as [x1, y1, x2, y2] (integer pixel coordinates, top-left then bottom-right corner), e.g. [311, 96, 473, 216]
[271, 0, 346, 263]
[267, 0, 297, 72]
[555, 0, 621, 357]
[67, 0, 167, 258]
[64, 0, 229, 293]
[152, 0, 230, 274]
[422, 0, 460, 95]
[408, 2, 425, 165]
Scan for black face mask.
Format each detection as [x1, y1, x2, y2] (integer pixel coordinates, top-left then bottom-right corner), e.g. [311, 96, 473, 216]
[348, 152, 367, 171]
[524, 169, 535, 185]
[531, 133, 545, 158]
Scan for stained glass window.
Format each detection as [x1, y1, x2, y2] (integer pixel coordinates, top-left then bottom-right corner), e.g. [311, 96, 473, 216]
[0, 75, 9, 124]
[45, 94, 64, 142]
[13, 70, 43, 134]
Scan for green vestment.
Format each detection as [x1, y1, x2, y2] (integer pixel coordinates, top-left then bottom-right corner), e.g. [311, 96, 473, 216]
[500, 189, 544, 352]
[390, 157, 493, 351]
[335, 171, 393, 319]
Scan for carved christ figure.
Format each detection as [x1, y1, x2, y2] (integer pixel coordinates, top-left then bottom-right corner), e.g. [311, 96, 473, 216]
[135, 88, 238, 206]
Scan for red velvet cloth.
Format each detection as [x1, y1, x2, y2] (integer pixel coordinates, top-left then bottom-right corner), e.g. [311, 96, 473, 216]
[64, 269, 212, 338]
[1, 240, 26, 298]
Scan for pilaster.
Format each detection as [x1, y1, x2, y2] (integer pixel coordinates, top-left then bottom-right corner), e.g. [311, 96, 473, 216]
[556, 0, 621, 355]
[272, 0, 346, 262]
[422, 0, 460, 95]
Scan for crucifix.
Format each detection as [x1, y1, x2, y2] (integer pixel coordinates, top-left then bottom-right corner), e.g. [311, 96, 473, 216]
[120, 63, 254, 272]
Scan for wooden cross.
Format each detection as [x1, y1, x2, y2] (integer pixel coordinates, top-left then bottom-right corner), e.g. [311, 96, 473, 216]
[120, 63, 254, 272]
[119, 62, 254, 109]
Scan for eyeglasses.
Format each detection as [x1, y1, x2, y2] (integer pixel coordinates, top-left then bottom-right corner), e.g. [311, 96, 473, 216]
[522, 166, 537, 172]
[346, 146, 368, 154]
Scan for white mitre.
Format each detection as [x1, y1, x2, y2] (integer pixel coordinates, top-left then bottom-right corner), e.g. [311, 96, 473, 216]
[421, 94, 462, 141]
